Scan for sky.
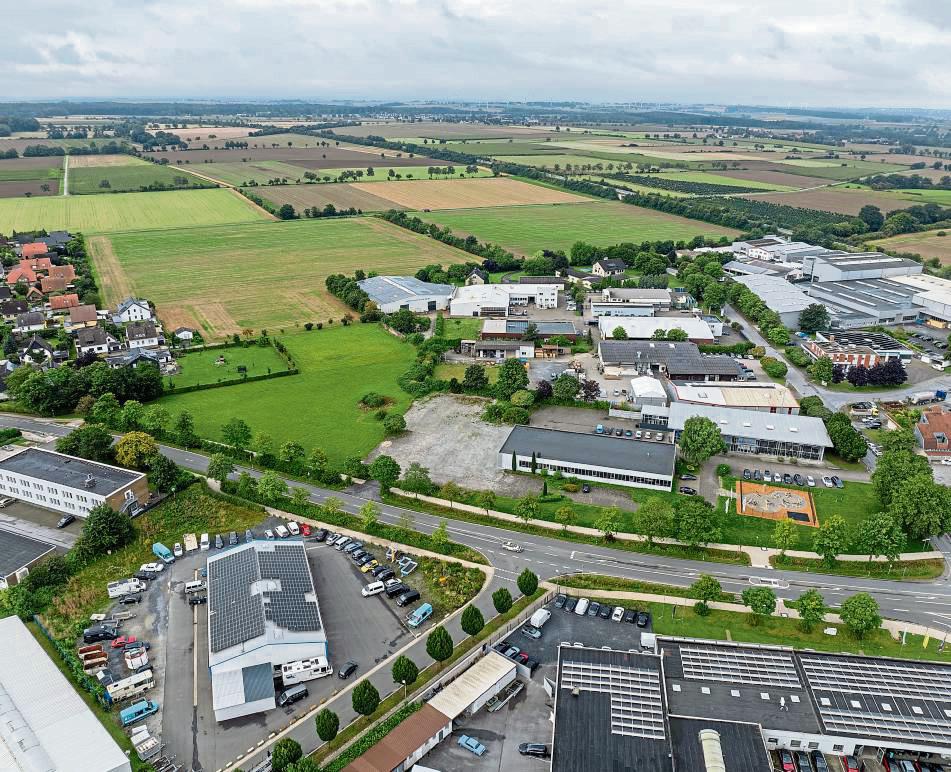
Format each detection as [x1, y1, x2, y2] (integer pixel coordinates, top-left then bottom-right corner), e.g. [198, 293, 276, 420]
[3, 0, 951, 109]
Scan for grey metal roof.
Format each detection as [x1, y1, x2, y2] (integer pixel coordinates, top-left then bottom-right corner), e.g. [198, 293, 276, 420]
[115, 297, 149, 314]
[666, 402, 833, 447]
[669, 717, 772, 772]
[602, 288, 671, 301]
[499, 426, 676, 477]
[16, 311, 45, 326]
[598, 340, 741, 376]
[733, 274, 814, 313]
[503, 320, 578, 336]
[0, 447, 142, 494]
[358, 275, 453, 304]
[517, 275, 566, 285]
[126, 321, 157, 341]
[813, 330, 912, 354]
[815, 253, 921, 271]
[807, 277, 921, 314]
[77, 327, 109, 346]
[241, 663, 275, 703]
[0, 528, 56, 578]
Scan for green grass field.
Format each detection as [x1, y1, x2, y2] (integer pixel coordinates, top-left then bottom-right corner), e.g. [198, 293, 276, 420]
[894, 188, 951, 205]
[160, 325, 416, 462]
[0, 165, 62, 182]
[191, 160, 316, 186]
[168, 343, 290, 388]
[651, 170, 796, 191]
[0, 188, 266, 233]
[491, 153, 671, 169]
[92, 216, 468, 338]
[69, 163, 216, 194]
[776, 159, 909, 179]
[418, 201, 739, 254]
[434, 362, 500, 383]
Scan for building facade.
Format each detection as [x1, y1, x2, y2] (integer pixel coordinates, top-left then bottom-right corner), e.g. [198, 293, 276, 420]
[358, 276, 454, 314]
[449, 283, 559, 317]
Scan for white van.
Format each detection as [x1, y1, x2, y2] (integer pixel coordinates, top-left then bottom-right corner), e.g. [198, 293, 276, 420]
[748, 576, 790, 590]
[275, 525, 289, 538]
[287, 521, 300, 536]
[334, 536, 351, 550]
[530, 609, 552, 628]
[200, 533, 210, 551]
[362, 581, 386, 597]
[574, 598, 590, 616]
[184, 580, 206, 595]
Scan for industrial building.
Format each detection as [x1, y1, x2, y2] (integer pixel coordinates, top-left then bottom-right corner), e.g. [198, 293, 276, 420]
[0, 528, 56, 589]
[480, 318, 579, 341]
[357, 276, 454, 314]
[723, 259, 803, 281]
[598, 315, 716, 343]
[628, 376, 668, 407]
[733, 274, 816, 328]
[498, 425, 676, 490]
[804, 277, 923, 327]
[0, 447, 148, 518]
[449, 283, 559, 316]
[804, 330, 914, 369]
[803, 252, 923, 283]
[732, 236, 827, 263]
[0, 615, 132, 772]
[592, 287, 673, 317]
[458, 340, 535, 360]
[552, 639, 951, 772]
[644, 402, 832, 460]
[598, 340, 741, 381]
[891, 274, 951, 327]
[208, 541, 327, 722]
[670, 381, 800, 414]
[915, 405, 951, 459]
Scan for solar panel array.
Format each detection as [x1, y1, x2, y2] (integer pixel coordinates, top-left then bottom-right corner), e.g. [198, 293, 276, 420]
[801, 656, 951, 747]
[258, 544, 322, 632]
[561, 659, 665, 739]
[209, 547, 265, 653]
[680, 645, 802, 689]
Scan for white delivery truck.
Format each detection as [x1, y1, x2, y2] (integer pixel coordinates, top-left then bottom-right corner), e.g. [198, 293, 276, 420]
[107, 578, 147, 599]
[529, 608, 552, 629]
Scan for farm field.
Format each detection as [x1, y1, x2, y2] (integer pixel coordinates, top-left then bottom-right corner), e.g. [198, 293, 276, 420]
[491, 153, 668, 169]
[0, 156, 63, 197]
[0, 156, 65, 171]
[66, 154, 143, 168]
[143, 144, 437, 167]
[736, 188, 913, 215]
[190, 160, 314, 186]
[336, 122, 558, 140]
[161, 126, 257, 143]
[69, 162, 216, 194]
[419, 200, 740, 254]
[90, 216, 469, 337]
[869, 231, 951, 264]
[772, 159, 910, 179]
[159, 325, 416, 462]
[207, 163, 489, 187]
[251, 183, 409, 212]
[350, 176, 590, 210]
[168, 344, 290, 388]
[0, 188, 267, 234]
[0, 180, 60, 197]
[714, 169, 832, 188]
[893, 188, 951, 205]
[650, 170, 796, 191]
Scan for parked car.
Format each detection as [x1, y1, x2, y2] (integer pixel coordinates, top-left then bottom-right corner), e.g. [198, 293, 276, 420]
[743, 468, 752, 480]
[518, 743, 549, 758]
[134, 571, 154, 581]
[612, 606, 624, 622]
[370, 564, 390, 577]
[840, 756, 862, 772]
[57, 514, 75, 528]
[574, 598, 589, 616]
[795, 751, 812, 772]
[521, 625, 542, 640]
[118, 594, 141, 605]
[338, 661, 358, 679]
[229, 531, 238, 546]
[793, 474, 805, 486]
[245, 529, 253, 543]
[313, 528, 328, 541]
[500, 645, 520, 659]
[384, 582, 408, 598]
[124, 641, 151, 652]
[215, 534, 224, 549]
[565, 597, 578, 613]
[783, 473, 793, 485]
[615, 428, 623, 437]
[356, 554, 373, 566]
[806, 475, 816, 487]
[779, 750, 796, 772]
[300, 524, 312, 537]
[458, 735, 487, 757]
[112, 636, 137, 649]
[189, 595, 208, 606]
[581, 484, 591, 493]
[598, 603, 612, 619]
[351, 549, 367, 561]
[361, 560, 379, 574]
[680, 473, 697, 481]
[763, 470, 773, 482]
[377, 568, 396, 582]
[264, 529, 275, 540]
[811, 750, 830, 772]
[396, 589, 421, 607]
[636, 611, 650, 628]
[832, 476, 844, 489]
[821, 476, 834, 488]
[344, 541, 362, 554]
[554, 594, 567, 609]
[587, 601, 601, 617]
[679, 486, 696, 495]
[173, 543, 183, 557]
[83, 625, 118, 643]
[623, 609, 637, 624]
[753, 470, 762, 481]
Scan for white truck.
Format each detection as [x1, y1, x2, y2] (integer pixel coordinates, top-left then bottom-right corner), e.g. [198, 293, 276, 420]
[529, 608, 552, 629]
[107, 578, 147, 599]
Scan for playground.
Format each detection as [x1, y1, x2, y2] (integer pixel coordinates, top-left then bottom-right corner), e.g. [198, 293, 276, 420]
[734, 480, 818, 527]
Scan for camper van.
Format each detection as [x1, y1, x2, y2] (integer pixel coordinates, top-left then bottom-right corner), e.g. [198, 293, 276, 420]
[280, 657, 333, 685]
[120, 700, 159, 726]
[107, 579, 146, 599]
[184, 580, 206, 595]
[105, 670, 155, 704]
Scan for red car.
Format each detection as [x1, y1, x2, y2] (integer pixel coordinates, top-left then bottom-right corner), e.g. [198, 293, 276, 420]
[300, 524, 311, 537]
[841, 757, 862, 772]
[779, 750, 796, 772]
[111, 635, 137, 649]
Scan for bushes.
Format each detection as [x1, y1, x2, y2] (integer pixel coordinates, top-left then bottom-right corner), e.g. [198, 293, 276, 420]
[611, 172, 763, 196]
[785, 346, 812, 368]
[760, 356, 788, 378]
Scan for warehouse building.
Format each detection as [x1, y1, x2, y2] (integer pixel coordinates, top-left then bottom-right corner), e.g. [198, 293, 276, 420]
[723, 259, 804, 281]
[804, 330, 914, 369]
[644, 401, 832, 460]
[449, 283, 559, 316]
[591, 287, 673, 318]
[598, 315, 716, 343]
[0, 528, 56, 589]
[891, 274, 951, 327]
[0, 615, 131, 772]
[805, 278, 922, 327]
[0, 447, 148, 518]
[208, 541, 327, 722]
[357, 276, 454, 314]
[804, 252, 923, 283]
[480, 318, 580, 341]
[498, 425, 675, 490]
[598, 340, 741, 381]
[733, 274, 816, 328]
[670, 381, 800, 414]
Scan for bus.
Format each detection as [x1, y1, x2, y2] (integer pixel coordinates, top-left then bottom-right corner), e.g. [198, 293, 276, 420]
[120, 699, 159, 726]
[106, 670, 154, 704]
[280, 657, 333, 685]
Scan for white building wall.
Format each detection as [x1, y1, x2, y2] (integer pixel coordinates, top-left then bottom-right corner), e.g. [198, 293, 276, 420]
[498, 451, 673, 490]
[117, 303, 152, 323]
[0, 473, 105, 516]
[128, 336, 160, 350]
[590, 303, 655, 318]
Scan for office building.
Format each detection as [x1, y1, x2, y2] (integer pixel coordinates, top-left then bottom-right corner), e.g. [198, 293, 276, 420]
[449, 283, 559, 316]
[804, 330, 914, 369]
[598, 316, 716, 343]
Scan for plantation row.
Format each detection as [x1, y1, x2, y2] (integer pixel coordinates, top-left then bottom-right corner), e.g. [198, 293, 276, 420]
[610, 172, 764, 195]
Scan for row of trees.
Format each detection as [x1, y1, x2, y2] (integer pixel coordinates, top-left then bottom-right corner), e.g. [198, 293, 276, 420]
[798, 396, 869, 463]
[808, 355, 908, 388]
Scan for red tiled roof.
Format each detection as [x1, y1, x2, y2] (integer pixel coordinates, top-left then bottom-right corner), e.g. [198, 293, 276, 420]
[20, 243, 48, 258]
[917, 406, 951, 453]
[21, 257, 52, 272]
[50, 293, 80, 310]
[6, 266, 37, 285]
[41, 276, 68, 293]
[48, 264, 76, 281]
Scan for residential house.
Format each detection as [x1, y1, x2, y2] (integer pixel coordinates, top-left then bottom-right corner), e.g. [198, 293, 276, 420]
[173, 327, 196, 341]
[25, 286, 43, 303]
[559, 268, 602, 289]
[49, 293, 80, 312]
[21, 257, 52, 274]
[14, 311, 46, 334]
[76, 327, 121, 357]
[465, 268, 488, 285]
[106, 347, 172, 369]
[38, 231, 72, 252]
[126, 321, 160, 349]
[0, 287, 13, 302]
[41, 275, 69, 294]
[915, 405, 951, 459]
[0, 300, 28, 321]
[5, 264, 37, 287]
[18, 242, 49, 259]
[20, 335, 54, 364]
[66, 304, 99, 332]
[112, 298, 153, 325]
[592, 258, 627, 277]
[48, 264, 76, 282]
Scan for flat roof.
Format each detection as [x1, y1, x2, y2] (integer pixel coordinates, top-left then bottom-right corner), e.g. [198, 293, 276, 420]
[807, 277, 920, 314]
[358, 275, 454, 304]
[893, 273, 951, 304]
[814, 330, 912, 353]
[602, 287, 672, 301]
[598, 340, 741, 376]
[428, 651, 515, 720]
[672, 381, 799, 410]
[0, 616, 130, 772]
[0, 528, 56, 579]
[452, 283, 558, 302]
[500, 426, 676, 478]
[598, 316, 714, 339]
[669, 717, 772, 772]
[0, 447, 142, 495]
[482, 319, 578, 336]
[733, 274, 814, 313]
[666, 402, 832, 447]
[815, 252, 922, 271]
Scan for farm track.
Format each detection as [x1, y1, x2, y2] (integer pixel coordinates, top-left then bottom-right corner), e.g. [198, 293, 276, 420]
[87, 235, 132, 306]
[62, 155, 68, 196]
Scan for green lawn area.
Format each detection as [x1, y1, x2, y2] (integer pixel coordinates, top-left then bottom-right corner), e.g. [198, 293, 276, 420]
[434, 362, 500, 383]
[69, 162, 216, 194]
[0, 188, 267, 233]
[418, 201, 740, 255]
[0, 165, 62, 182]
[160, 325, 417, 463]
[440, 316, 484, 339]
[168, 343, 290, 388]
[894, 188, 951, 205]
[775, 159, 909, 179]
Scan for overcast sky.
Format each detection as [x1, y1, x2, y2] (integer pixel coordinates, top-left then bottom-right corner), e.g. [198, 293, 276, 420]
[3, 0, 950, 109]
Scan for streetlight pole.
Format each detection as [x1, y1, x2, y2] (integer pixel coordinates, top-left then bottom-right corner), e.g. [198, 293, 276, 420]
[402, 680, 407, 701]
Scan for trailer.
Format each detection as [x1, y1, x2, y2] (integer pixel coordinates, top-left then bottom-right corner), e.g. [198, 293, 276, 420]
[78, 643, 105, 658]
[125, 648, 150, 672]
[130, 727, 162, 762]
[279, 657, 333, 685]
[183, 533, 198, 552]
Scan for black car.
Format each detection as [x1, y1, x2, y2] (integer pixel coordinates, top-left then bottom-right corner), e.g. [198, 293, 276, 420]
[356, 554, 373, 566]
[615, 428, 623, 437]
[351, 549, 367, 561]
[396, 589, 421, 607]
[832, 476, 844, 489]
[57, 514, 75, 528]
[339, 661, 358, 679]
[678, 486, 696, 495]
[680, 473, 698, 481]
[554, 594, 567, 609]
[598, 603, 612, 619]
[783, 473, 793, 485]
[189, 595, 208, 605]
[83, 625, 118, 643]
[742, 468, 752, 480]
[581, 484, 591, 493]
[623, 608, 637, 624]
[636, 611, 650, 628]
[810, 750, 829, 772]
[793, 473, 805, 486]
[134, 570, 154, 582]
[371, 564, 390, 577]
[587, 601, 600, 617]
[753, 470, 762, 481]
[795, 750, 812, 772]
[125, 641, 151, 651]
[384, 583, 407, 598]
[377, 568, 396, 582]
[313, 528, 329, 542]
[118, 594, 141, 605]
[518, 743, 549, 758]
[565, 597, 578, 613]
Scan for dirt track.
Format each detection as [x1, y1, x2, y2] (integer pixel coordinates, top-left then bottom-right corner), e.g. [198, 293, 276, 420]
[87, 235, 133, 306]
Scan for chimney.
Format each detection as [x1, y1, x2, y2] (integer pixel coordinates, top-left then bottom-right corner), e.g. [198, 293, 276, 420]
[84, 474, 96, 488]
[571, 687, 580, 697]
[699, 729, 726, 772]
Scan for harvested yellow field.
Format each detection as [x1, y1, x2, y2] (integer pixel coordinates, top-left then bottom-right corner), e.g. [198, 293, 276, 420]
[350, 176, 590, 210]
[67, 154, 149, 168]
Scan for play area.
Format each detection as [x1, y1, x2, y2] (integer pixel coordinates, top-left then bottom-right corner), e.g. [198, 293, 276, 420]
[734, 480, 818, 527]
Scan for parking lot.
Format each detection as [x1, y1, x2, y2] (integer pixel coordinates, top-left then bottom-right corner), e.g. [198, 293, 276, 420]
[0, 498, 81, 550]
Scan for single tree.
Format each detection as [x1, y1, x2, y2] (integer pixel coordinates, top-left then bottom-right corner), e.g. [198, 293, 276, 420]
[796, 589, 827, 632]
[430, 520, 449, 551]
[632, 497, 674, 547]
[552, 373, 581, 401]
[115, 432, 159, 470]
[207, 453, 235, 484]
[741, 586, 777, 626]
[691, 574, 722, 615]
[222, 417, 252, 449]
[461, 604, 485, 635]
[477, 490, 497, 515]
[270, 738, 303, 772]
[391, 654, 419, 687]
[556, 504, 576, 533]
[351, 679, 380, 716]
[369, 455, 401, 490]
[871, 449, 931, 509]
[360, 501, 380, 530]
[808, 356, 834, 384]
[678, 416, 725, 468]
[495, 357, 529, 400]
[772, 519, 798, 558]
[676, 498, 722, 548]
[402, 463, 436, 496]
[889, 473, 950, 540]
[383, 413, 407, 435]
[74, 503, 134, 561]
[56, 424, 115, 463]
[462, 364, 489, 391]
[839, 592, 881, 639]
[596, 506, 623, 540]
[309, 447, 329, 471]
[517, 568, 539, 597]
[798, 303, 831, 333]
[515, 495, 540, 524]
[611, 325, 629, 340]
[291, 487, 310, 507]
[492, 587, 513, 614]
[257, 470, 288, 502]
[314, 708, 339, 742]
[439, 480, 463, 509]
[279, 441, 306, 467]
[812, 514, 849, 567]
[854, 511, 906, 564]
[426, 626, 454, 664]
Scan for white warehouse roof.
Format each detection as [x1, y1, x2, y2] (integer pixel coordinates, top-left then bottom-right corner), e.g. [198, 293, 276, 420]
[667, 402, 832, 447]
[598, 316, 715, 340]
[630, 376, 668, 400]
[733, 274, 815, 314]
[427, 652, 515, 720]
[0, 616, 131, 772]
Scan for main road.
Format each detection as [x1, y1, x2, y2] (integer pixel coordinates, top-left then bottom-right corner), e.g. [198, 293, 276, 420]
[4, 414, 951, 635]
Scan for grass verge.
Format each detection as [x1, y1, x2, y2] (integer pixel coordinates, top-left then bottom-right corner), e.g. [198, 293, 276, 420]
[554, 573, 737, 602]
[771, 555, 945, 580]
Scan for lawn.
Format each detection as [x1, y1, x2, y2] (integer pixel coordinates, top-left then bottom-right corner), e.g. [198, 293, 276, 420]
[870, 230, 951, 264]
[434, 362, 500, 383]
[440, 316, 484, 339]
[894, 189, 951, 206]
[160, 324, 417, 463]
[0, 165, 62, 182]
[0, 188, 266, 233]
[418, 201, 740, 255]
[69, 161, 216, 194]
[90, 216, 468, 338]
[167, 342, 290, 388]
